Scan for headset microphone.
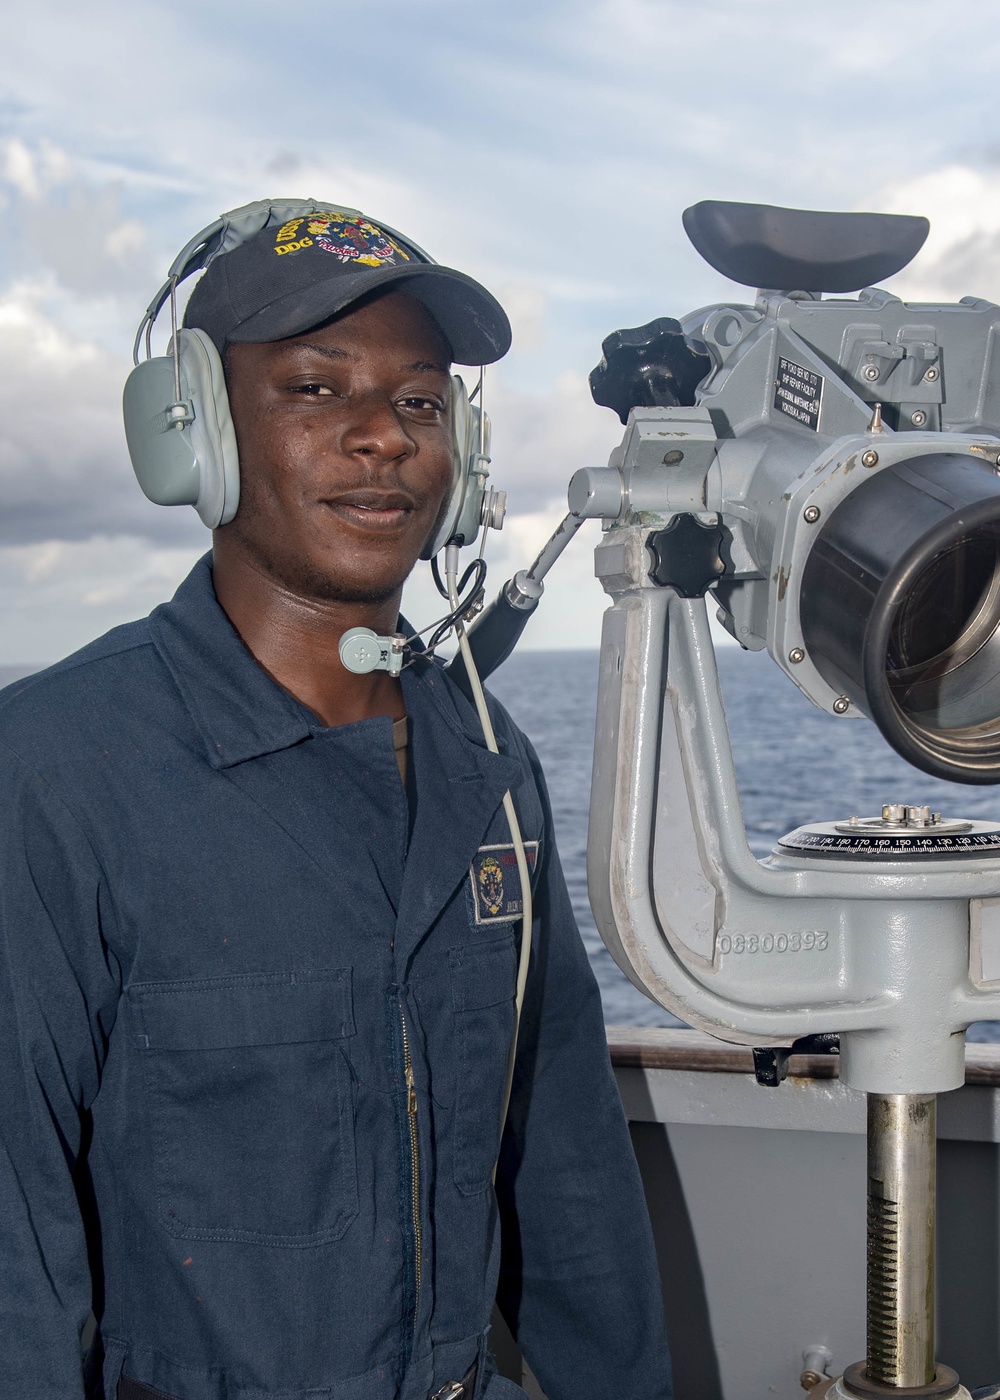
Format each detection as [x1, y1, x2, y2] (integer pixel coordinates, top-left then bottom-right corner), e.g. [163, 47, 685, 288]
[339, 628, 406, 677]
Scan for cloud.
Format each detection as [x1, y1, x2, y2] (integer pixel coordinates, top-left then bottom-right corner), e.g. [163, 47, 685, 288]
[494, 284, 548, 352]
[10, 0, 991, 344]
[4, 0, 1000, 661]
[0, 288, 203, 547]
[3, 138, 43, 200]
[0, 535, 203, 663]
[876, 165, 1000, 303]
[0, 138, 152, 300]
[486, 368, 624, 504]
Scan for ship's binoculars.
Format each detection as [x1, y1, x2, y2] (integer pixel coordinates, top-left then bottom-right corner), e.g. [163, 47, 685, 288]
[574, 200, 1000, 1400]
[578, 199, 1000, 786]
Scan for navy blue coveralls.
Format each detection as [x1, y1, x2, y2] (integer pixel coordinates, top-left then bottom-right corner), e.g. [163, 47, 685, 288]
[0, 557, 673, 1400]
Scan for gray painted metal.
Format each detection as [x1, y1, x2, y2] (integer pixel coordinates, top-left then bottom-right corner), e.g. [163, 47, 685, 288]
[492, 1043, 999, 1400]
[574, 287, 1000, 714]
[568, 279, 1000, 1393]
[585, 565, 1000, 1093]
[579, 289, 1000, 1092]
[616, 1049, 1000, 1400]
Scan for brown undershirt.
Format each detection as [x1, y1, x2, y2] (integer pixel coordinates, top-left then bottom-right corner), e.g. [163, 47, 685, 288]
[393, 716, 409, 786]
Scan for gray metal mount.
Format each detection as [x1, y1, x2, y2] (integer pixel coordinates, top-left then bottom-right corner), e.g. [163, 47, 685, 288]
[572, 282, 1000, 1094]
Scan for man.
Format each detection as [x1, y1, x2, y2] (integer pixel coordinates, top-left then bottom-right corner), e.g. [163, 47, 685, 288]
[0, 203, 673, 1400]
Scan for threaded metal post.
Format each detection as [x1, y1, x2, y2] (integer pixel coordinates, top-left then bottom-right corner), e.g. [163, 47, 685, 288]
[866, 1093, 937, 1389]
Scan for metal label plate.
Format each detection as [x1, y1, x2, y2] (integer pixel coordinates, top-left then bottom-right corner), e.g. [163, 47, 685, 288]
[773, 356, 823, 430]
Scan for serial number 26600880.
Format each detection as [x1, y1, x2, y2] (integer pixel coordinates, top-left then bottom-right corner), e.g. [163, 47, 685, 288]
[718, 932, 828, 955]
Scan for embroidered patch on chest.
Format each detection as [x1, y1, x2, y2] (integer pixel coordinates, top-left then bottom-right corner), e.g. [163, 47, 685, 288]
[469, 842, 539, 925]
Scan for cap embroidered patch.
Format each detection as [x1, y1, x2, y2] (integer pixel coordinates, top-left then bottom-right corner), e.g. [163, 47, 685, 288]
[469, 842, 539, 925]
[273, 211, 409, 266]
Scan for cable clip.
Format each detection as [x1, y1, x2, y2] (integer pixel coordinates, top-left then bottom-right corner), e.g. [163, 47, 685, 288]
[165, 400, 195, 430]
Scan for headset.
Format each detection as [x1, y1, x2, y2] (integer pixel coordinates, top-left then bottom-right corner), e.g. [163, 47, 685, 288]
[122, 198, 497, 556]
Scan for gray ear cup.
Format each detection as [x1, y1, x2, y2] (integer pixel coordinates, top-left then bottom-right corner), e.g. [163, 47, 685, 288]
[122, 328, 240, 529]
[420, 375, 491, 559]
[181, 330, 240, 528]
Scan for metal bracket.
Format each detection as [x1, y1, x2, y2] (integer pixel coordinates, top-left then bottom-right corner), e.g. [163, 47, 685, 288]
[752, 1034, 841, 1088]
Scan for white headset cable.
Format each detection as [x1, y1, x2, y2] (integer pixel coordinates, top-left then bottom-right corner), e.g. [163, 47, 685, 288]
[444, 543, 533, 1178]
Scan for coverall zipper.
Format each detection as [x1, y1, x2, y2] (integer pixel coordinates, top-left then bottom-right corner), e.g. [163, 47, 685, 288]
[400, 1006, 422, 1326]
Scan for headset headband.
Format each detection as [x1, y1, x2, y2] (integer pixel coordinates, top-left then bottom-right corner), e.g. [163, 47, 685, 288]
[133, 199, 435, 365]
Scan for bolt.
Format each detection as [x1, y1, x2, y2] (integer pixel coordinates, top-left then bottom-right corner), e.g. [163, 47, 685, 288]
[911, 409, 927, 427]
[863, 364, 880, 381]
[924, 365, 939, 382]
[861, 449, 879, 468]
[662, 449, 684, 466]
[801, 1345, 833, 1392]
[789, 647, 805, 664]
[833, 696, 850, 714]
[803, 504, 821, 523]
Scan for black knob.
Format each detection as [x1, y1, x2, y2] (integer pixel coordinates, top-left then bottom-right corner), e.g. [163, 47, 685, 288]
[647, 515, 727, 598]
[589, 316, 712, 425]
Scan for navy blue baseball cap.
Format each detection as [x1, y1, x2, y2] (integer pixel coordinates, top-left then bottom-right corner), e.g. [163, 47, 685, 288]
[183, 204, 511, 366]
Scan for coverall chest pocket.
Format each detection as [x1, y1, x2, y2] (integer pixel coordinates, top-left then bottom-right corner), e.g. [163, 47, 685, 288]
[131, 969, 358, 1246]
[448, 936, 516, 1195]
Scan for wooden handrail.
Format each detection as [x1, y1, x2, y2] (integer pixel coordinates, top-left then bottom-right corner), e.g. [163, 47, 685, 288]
[605, 1026, 1000, 1086]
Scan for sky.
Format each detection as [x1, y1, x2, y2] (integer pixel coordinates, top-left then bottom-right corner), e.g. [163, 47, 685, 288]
[4, 0, 1000, 661]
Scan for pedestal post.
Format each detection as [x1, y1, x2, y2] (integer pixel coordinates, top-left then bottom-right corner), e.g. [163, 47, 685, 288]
[865, 1093, 937, 1388]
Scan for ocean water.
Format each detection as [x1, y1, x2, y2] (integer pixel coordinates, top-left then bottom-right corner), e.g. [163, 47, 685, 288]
[486, 645, 1000, 1041]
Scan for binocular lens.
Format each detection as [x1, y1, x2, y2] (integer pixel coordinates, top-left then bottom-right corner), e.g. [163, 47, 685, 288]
[799, 454, 1000, 782]
[886, 528, 1000, 733]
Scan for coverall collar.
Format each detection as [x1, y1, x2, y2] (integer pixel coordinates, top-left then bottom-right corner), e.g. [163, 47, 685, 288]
[147, 553, 516, 772]
[148, 554, 316, 769]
